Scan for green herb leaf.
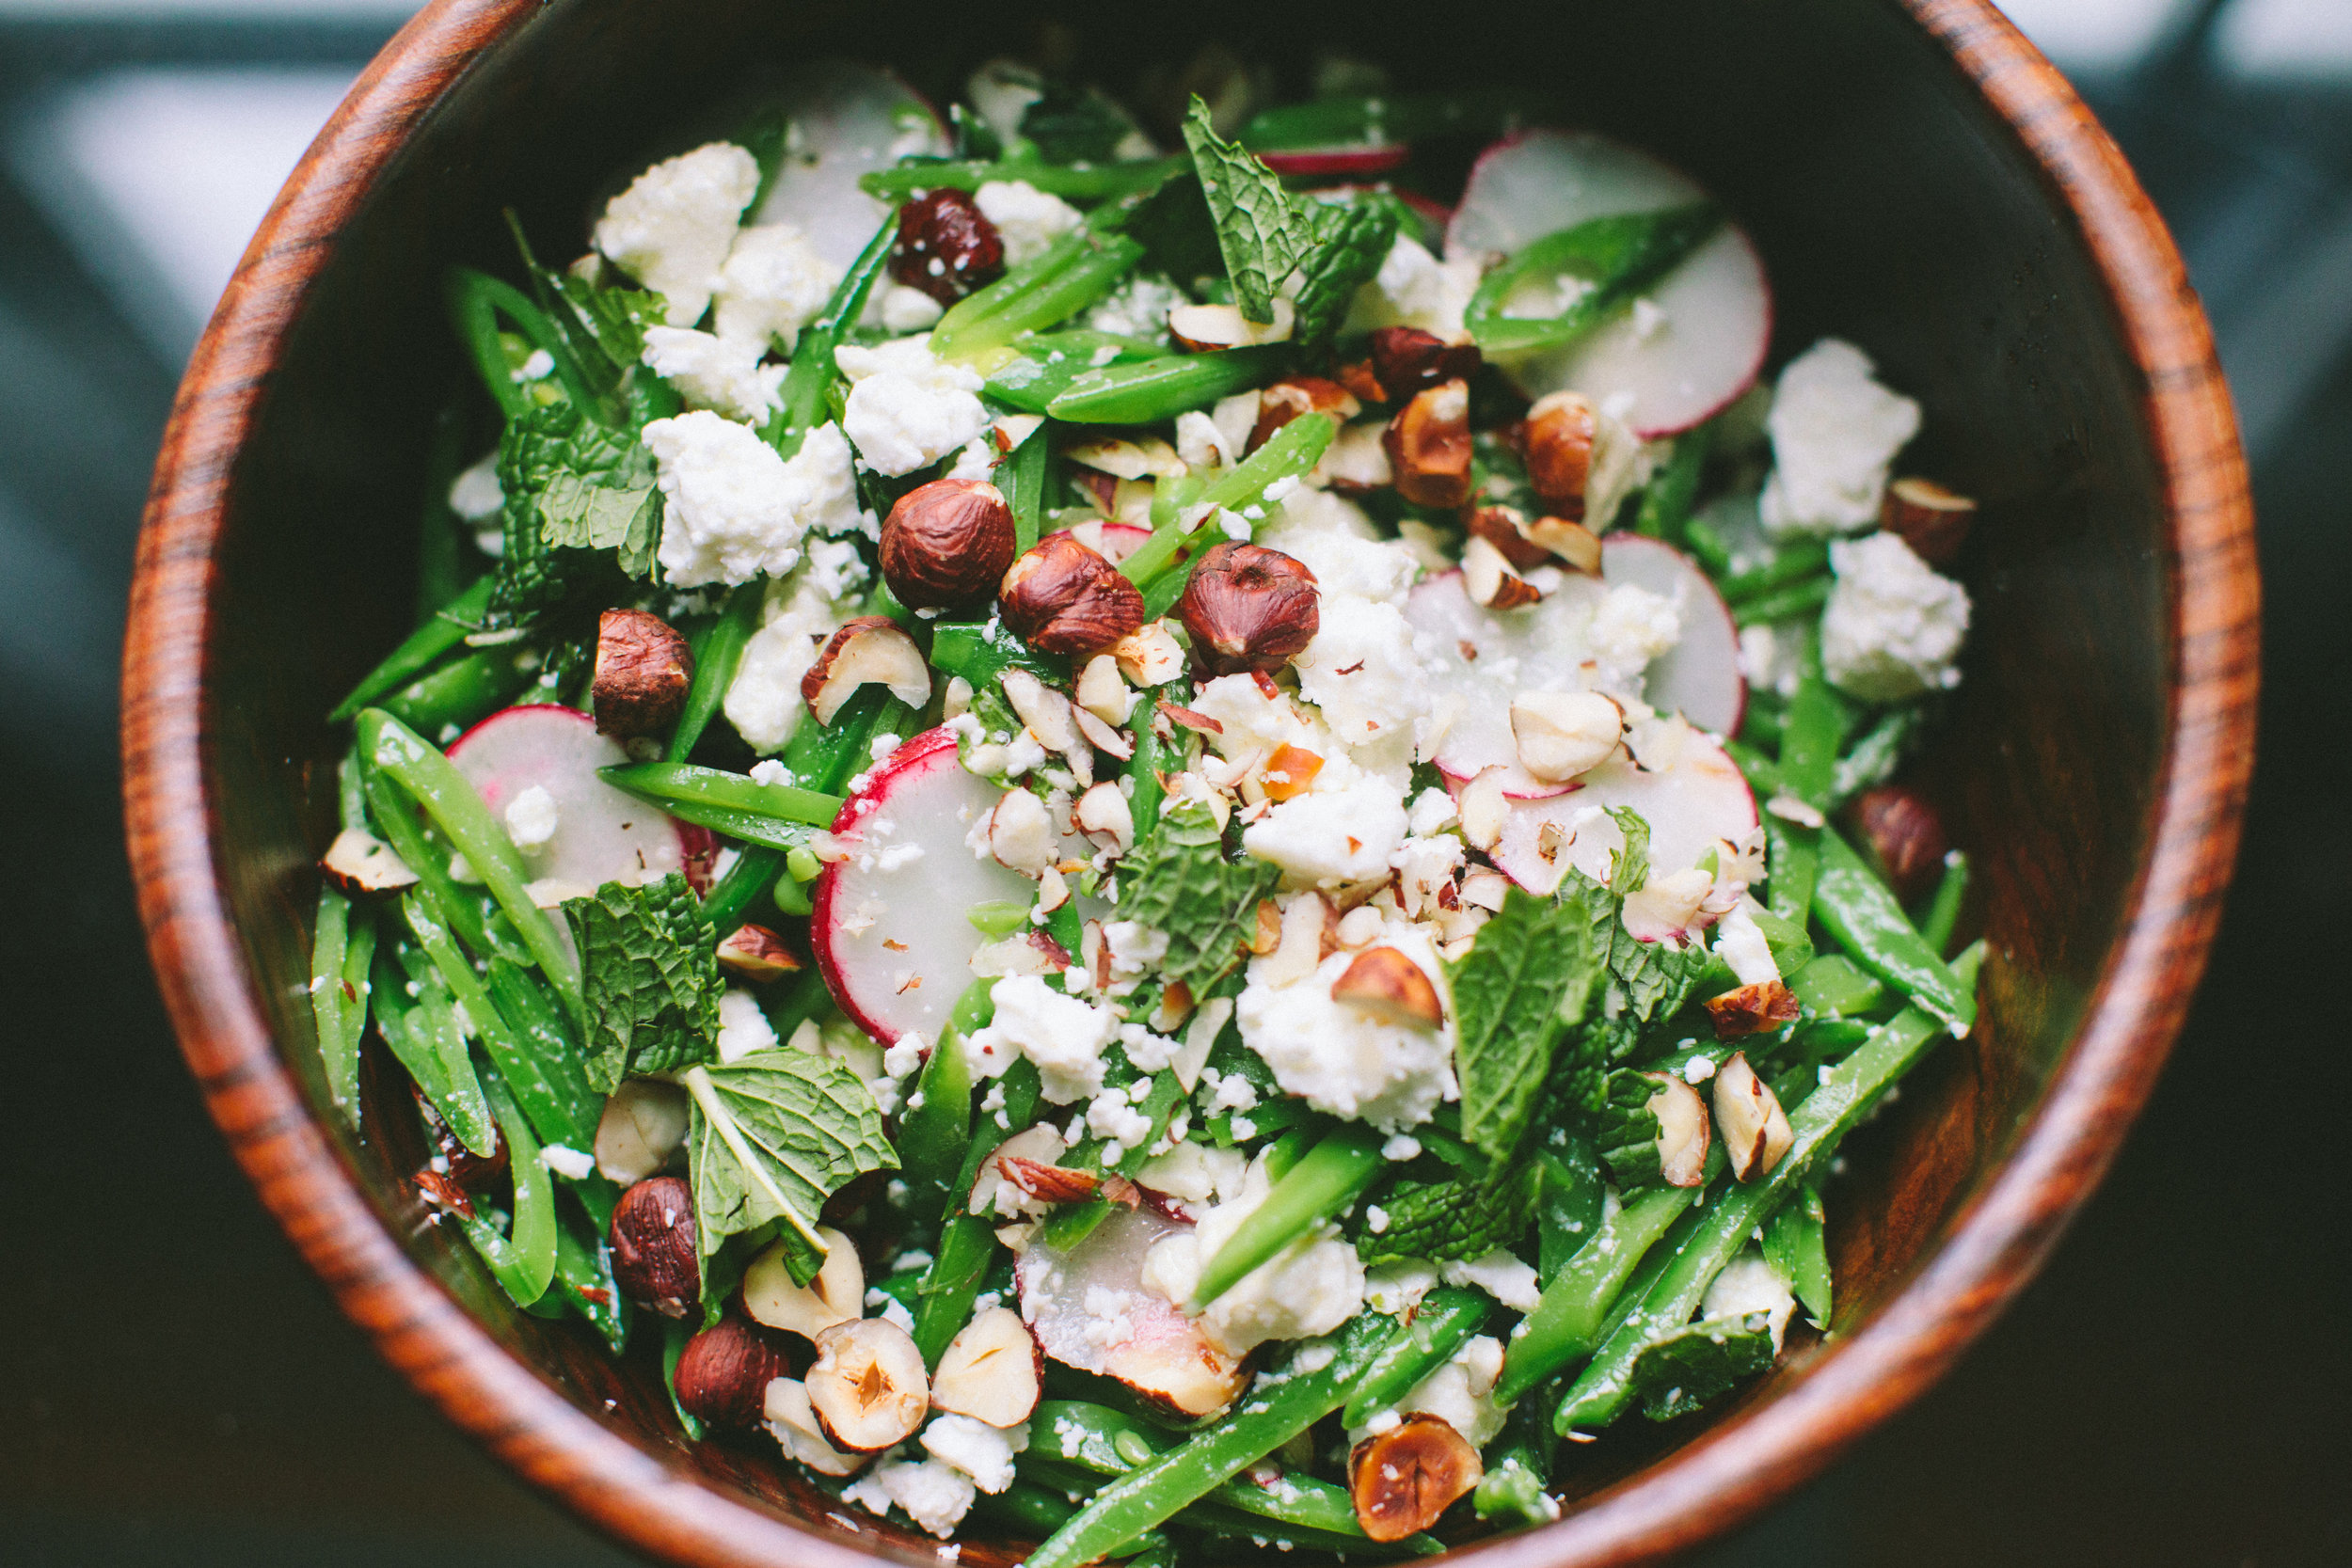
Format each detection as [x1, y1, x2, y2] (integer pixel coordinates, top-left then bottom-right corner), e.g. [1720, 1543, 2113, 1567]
[1020, 81, 1134, 166]
[1118, 799, 1282, 1004]
[1595, 1069, 1668, 1188]
[1605, 806, 1650, 894]
[684, 1050, 898, 1286]
[1625, 1309, 1776, 1421]
[1450, 884, 1605, 1164]
[536, 469, 661, 578]
[562, 873, 722, 1094]
[1357, 1157, 1539, 1268]
[1182, 98, 1317, 324]
[1289, 196, 1403, 348]
[488, 402, 647, 626]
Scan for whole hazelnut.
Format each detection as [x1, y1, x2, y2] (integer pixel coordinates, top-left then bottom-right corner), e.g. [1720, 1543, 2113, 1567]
[880, 478, 1017, 609]
[1851, 785, 1950, 904]
[1175, 542, 1320, 676]
[891, 188, 1004, 305]
[1382, 378, 1473, 509]
[1881, 477, 1978, 565]
[592, 609, 694, 738]
[998, 533, 1147, 656]
[1368, 326, 1481, 402]
[674, 1314, 803, 1430]
[610, 1174, 699, 1319]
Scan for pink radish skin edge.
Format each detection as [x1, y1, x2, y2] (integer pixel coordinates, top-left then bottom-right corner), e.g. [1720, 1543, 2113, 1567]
[1598, 533, 1749, 738]
[1260, 144, 1413, 179]
[445, 703, 700, 891]
[807, 725, 962, 1045]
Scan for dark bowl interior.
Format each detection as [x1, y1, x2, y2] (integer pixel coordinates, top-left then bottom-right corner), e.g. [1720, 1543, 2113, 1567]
[141, 0, 2252, 1563]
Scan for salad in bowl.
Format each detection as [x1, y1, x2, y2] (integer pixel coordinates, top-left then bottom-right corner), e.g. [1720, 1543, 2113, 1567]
[310, 50, 1981, 1563]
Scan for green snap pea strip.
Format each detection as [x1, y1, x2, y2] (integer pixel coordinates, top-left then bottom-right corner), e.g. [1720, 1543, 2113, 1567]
[1120, 414, 1336, 596]
[1238, 88, 1558, 151]
[1186, 1123, 1383, 1312]
[998, 419, 1053, 550]
[1048, 345, 1292, 425]
[1720, 540, 1829, 603]
[1785, 954, 1885, 1019]
[1631, 421, 1711, 542]
[377, 642, 539, 736]
[1023, 1312, 1403, 1568]
[370, 943, 493, 1154]
[598, 761, 844, 849]
[1763, 1182, 1832, 1323]
[331, 576, 498, 722]
[667, 582, 763, 763]
[860, 154, 1187, 203]
[446, 265, 599, 420]
[933, 230, 1146, 364]
[1465, 205, 1723, 356]
[1734, 575, 1833, 626]
[405, 890, 596, 1153]
[699, 847, 788, 933]
[913, 1047, 1045, 1369]
[358, 708, 580, 1008]
[1814, 827, 1976, 1034]
[1494, 1181, 1695, 1403]
[1554, 945, 1984, 1433]
[765, 216, 895, 458]
[1921, 849, 1970, 957]
[897, 987, 988, 1224]
[1340, 1289, 1490, 1427]
[454, 1071, 559, 1307]
[308, 887, 372, 1126]
[1765, 675, 1846, 931]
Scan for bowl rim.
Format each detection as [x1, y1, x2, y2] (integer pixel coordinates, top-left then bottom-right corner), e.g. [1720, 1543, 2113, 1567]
[120, 1, 2260, 1563]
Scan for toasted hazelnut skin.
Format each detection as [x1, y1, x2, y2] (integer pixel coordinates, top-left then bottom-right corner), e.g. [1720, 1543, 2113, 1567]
[416, 1087, 508, 1194]
[1248, 376, 1361, 453]
[1175, 542, 1321, 675]
[715, 923, 802, 982]
[1705, 978, 1804, 1039]
[1851, 785, 1949, 904]
[1382, 379, 1474, 509]
[1881, 476, 1978, 565]
[1466, 505, 1552, 571]
[891, 187, 1004, 304]
[881, 478, 1017, 609]
[1519, 390, 1600, 516]
[998, 533, 1148, 656]
[1368, 326, 1482, 402]
[1350, 1414, 1484, 1541]
[593, 609, 694, 738]
[800, 615, 929, 725]
[674, 1314, 803, 1430]
[610, 1175, 699, 1319]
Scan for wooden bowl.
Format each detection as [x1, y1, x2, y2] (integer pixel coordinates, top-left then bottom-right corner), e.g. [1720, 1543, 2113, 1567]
[122, 1, 2258, 1563]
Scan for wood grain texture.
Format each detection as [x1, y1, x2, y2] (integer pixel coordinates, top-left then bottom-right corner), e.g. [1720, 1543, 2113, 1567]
[121, 2, 2258, 1567]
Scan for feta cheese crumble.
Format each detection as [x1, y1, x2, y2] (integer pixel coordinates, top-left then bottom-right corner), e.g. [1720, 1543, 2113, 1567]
[963, 974, 1120, 1103]
[1237, 927, 1455, 1132]
[1140, 1155, 1365, 1355]
[592, 141, 758, 327]
[844, 1458, 977, 1538]
[1820, 531, 1971, 700]
[644, 413, 866, 587]
[712, 222, 839, 353]
[714, 988, 778, 1063]
[835, 334, 991, 476]
[502, 784, 560, 850]
[641, 325, 786, 420]
[1758, 339, 1922, 537]
[973, 180, 1084, 265]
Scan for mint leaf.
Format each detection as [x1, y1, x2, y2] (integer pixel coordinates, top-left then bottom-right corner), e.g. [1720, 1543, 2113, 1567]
[1606, 805, 1650, 894]
[1450, 883, 1605, 1164]
[1561, 864, 1710, 1022]
[1183, 97, 1317, 324]
[1290, 195, 1403, 347]
[1020, 81, 1131, 165]
[1627, 1309, 1776, 1421]
[685, 1050, 898, 1286]
[538, 468, 661, 579]
[489, 402, 648, 626]
[1596, 1069, 1668, 1187]
[1358, 1157, 1539, 1268]
[1118, 798, 1281, 1002]
[563, 873, 722, 1093]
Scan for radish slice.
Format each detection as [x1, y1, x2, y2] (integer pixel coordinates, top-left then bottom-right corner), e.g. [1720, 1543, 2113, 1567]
[1404, 571, 1606, 798]
[1600, 534, 1745, 736]
[1015, 1205, 1248, 1418]
[1488, 738, 1757, 900]
[446, 705, 691, 898]
[1261, 144, 1413, 179]
[1446, 129, 1771, 437]
[810, 727, 1034, 1044]
[1047, 517, 1154, 565]
[750, 62, 948, 271]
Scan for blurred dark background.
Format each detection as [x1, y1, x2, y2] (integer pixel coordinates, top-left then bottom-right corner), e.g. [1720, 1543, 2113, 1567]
[0, 0, 2344, 1563]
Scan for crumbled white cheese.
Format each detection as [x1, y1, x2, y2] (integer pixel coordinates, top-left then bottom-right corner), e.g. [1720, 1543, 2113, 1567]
[836, 334, 991, 476]
[593, 141, 759, 326]
[641, 325, 786, 420]
[714, 988, 779, 1063]
[1702, 1248, 1799, 1348]
[844, 1458, 977, 1538]
[1362, 1259, 1439, 1316]
[502, 784, 560, 850]
[1820, 531, 1970, 700]
[1371, 1332, 1510, 1447]
[1237, 927, 1455, 1132]
[1440, 1248, 1542, 1312]
[1085, 1084, 1154, 1148]
[1085, 272, 1185, 341]
[1406, 787, 1458, 838]
[644, 413, 866, 587]
[1185, 674, 1328, 758]
[723, 543, 868, 752]
[1290, 595, 1431, 765]
[920, 1413, 1028, 1494]
[712, 222, 839, 353]
[1738, 622, 1805, 701]
[1174, 410, 1233, 472]
[975, 180, 1084, 265]
[880, 283, 946, 333]
[964, 974, 1120, 1103]
[1140, 1155, 1365, 1355]
[1758, 339, 1922, 537]
[1135, 1140, 1248, 1206]
[448, 452, 503, 521]
[1714, 905, 1780, 986]
[537, 1143, 597, 1180]
[1345, 234, 1485, 342]
[1100, 920, 1169, 994]
[1241, 765, 1409, 887]
[1588, 582, 1684, 687]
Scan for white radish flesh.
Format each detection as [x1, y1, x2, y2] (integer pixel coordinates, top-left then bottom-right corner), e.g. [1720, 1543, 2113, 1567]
[751, 62, 947, 271]
[1404, 570, 1607, 798]
[1599, 533, 1746, 736]
[1014, 1204, 1247, 1418]
[1446, 129, 1771, 437]
[446, 704, 690, 896]
[1487, 739, 1757, 911]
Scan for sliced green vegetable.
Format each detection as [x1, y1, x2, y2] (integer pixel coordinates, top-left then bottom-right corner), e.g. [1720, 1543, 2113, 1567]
[1814, 827, 1975, 1033]
[860, 155, 1186, 203]
[1763, 1183, 1832, 1323]
[454, 1072, 558, 1307]
[1341, 1289, 1490, 1427]
[1189, 1124, 1383, 1312]
[1495, 1181, 1695, 1403]
[1047, 344, 1292, 425]
[766, 216, 895, 457]
[331, 577, 498, 722]
[1465, 205, 1722, 356]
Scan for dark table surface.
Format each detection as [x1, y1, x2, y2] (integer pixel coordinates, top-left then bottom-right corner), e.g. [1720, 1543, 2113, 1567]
[2, 8, 2346, 1566]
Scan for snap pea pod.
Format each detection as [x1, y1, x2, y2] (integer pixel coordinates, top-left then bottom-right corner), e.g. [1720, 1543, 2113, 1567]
[1022, 1312, 1403, 1568]
[986, 330, 1166, 416]
[1829, 705, 1927, 806]
[309, 887, 367, 1126]
[1724, 736, 1782, 791]
[377, 642, 540, 736]
[482, 955, 602, 1149]
[998, 419, 1053, 549]
[914, 1050, 1043, 1368]
[1535, 1141, 1607, 1285]
[1183, 1499, 1442, 1558]
[1554, 946, 1983, 1433]
[1466, 204, 1722, 356]
[667, 582, 763, 763]
[1765, 675, 1848, 931]
[1786, 953, 1885, 1019]
[1493, 1181, 1694, 1403]
[699, 846, 788, 932]
[1123, 717, 1170, 840]
[383, 942, 498, 1154]
[1340, 1288, 1490, 1427]
[358, 708, 580, 1007]
[1474, 1385, 1565, 1526]
[1734, 575, 1833, 626]
[598, 761, 844, 848]
[454, 1070, 559, 1307]
[446, 265, 597, 420]
[407, 891, 597, 1153]
[1630, 422, 1710, 542]
[331, 577, 498, 722]
[548, 1201, 630, 1352]
[1120, 414, 1336, 594]
[1680, 508, 1735, 577]
[1187, 1123, 1384, 1312]
[1763, 1182, 1832, 1323]
[861, 154, 1187, 203]
[934, 230, 1146, 364]
[1048, 344, 1291, 425]
[766, 216, 895, 458]
[1814, 827, 1975, 1034]
[898, 988, 988, 1223]
[1920, 849, 1970, 957]
[1239, 87, 1558, 151]
[1720, 540, 1829, 603]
